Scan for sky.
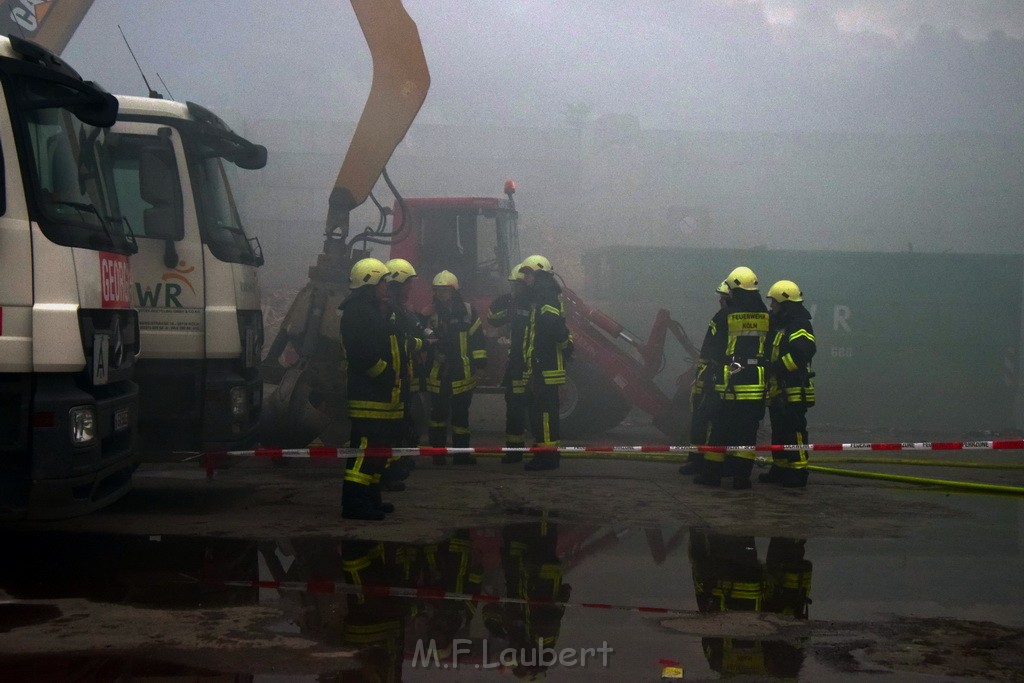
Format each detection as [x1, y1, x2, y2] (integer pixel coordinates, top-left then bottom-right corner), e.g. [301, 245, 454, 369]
[60, 0, 1024, 133]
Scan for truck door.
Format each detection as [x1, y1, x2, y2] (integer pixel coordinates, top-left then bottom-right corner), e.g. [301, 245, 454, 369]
[110, 123, 206, 359]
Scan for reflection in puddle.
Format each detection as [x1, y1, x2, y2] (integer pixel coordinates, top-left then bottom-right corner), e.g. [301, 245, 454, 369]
[1, 506, 1022, 679]
[689, 531, 811, 677]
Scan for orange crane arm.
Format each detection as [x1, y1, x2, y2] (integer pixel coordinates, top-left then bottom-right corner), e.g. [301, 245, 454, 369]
[329, 0, 430, 231]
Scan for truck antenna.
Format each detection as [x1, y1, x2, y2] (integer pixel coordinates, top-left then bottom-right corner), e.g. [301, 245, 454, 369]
[156, 73, 175, 100]
[118, 25, 162, 99]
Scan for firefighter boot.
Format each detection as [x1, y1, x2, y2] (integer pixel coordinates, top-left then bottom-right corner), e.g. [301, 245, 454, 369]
[678, 453, 702, 475]
[732, 457, 754, 490]
[524, 450, 560, 471]
[501, 440, 525, 463]
[429, 424, 448, 465]
[380, 462, 408, 492]
[693, 459, 723, 487]
[782, 468, 809, 488]
[451, 430, 476, 464]
[758, 464, 785, 484]
[341, 481, 385, 521]
[370, 483, 395, 514]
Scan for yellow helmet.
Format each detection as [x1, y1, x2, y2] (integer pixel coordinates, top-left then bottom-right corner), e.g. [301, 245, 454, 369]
[767, 279, 803, 303]
[715, 280, 730, 295]
[725, 266, 759, 291]
[519, 254, 552, 273]
[432, 270, 459, 289]
[385, 258, 417, 284]
[349, 257, 389, 290]
[508, 262, 526, 281]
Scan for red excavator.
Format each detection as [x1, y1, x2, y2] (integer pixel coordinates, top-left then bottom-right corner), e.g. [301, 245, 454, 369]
[265, 178, 699, 443]
[382, 182, 699, 438]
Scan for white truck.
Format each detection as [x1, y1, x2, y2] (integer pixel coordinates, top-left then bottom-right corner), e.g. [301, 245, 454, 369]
[0, 35, 140, 518]
[105, 97, 267, 451]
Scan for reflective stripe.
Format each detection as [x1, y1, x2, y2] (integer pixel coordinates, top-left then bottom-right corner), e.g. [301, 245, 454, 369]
[542, 412, 551, 443]
[452, 426, 470, 435]
[471, 349, 487, 359]
[789, 329, 815, 342]
[345, 461, 374, 485]
[782, 353, 798, 372]
[367, 359, 387, 377]
[540, 304, 560, 316]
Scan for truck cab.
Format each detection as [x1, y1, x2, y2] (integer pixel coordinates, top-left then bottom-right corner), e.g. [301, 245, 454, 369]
[0, 36, 140, 518]
[107, 97, 266, 451]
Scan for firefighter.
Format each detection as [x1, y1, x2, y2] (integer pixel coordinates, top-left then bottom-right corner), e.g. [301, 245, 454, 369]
[425, 270, 487, 464]
[761, 280, 816, 488]
[688, 530, 810, 677]
[519, 255, 571, 471]
[679, 279, 732, 476]
[695, 266, 769, 489]
[500, 516, 571, 679]
[337, 540, 410, 682]
[381, 257, 426, 490]
[486, 262, 531, 463]
[338, 257, 405, 521]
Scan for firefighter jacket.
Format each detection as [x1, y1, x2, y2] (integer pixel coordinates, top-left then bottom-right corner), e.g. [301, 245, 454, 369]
[487, 291, 531, 394]
[693, 307, 730, 402]
[525, 276, 571, 386]
[393, 306, 427, 395]
[709, 289, 769, 402]
[339, 289, 404, 420]
[768, 301, 816, 406]
[425, 297, 487, 395]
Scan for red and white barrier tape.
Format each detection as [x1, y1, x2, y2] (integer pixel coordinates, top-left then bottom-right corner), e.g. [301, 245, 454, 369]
[197, 440, 1024, 460]
[192, 440, 1024, 476]
[204, 576, 691, 617]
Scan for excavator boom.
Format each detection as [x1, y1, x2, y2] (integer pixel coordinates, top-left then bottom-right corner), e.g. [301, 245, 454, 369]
[328, 0, 430, 228]
[1, 0, 95, 55]
[261, 0, 431, 447]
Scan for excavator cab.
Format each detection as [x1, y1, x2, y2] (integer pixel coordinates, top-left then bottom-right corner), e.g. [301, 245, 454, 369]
[390, 196, 520, 313]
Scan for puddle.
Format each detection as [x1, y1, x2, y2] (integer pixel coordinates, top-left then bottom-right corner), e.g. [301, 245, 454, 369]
[0, 495, 1021, 679]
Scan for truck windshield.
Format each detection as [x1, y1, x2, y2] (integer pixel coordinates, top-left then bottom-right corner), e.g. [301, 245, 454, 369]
[188, 139, 261, 266]
[8, 74, 134, 254]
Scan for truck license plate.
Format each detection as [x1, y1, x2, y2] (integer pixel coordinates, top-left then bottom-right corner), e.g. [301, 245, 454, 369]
[114, 407, 131, 432]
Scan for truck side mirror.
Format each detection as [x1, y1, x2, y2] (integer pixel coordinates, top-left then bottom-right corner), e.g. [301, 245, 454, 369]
[138, 146, 184, 241]
[232, 144, 267, 170]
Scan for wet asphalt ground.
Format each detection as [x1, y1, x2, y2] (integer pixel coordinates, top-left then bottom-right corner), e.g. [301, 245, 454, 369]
[1, 395, 1022, 681]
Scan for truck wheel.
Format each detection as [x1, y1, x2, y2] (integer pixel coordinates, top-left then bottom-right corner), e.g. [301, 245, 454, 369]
[559, 361, 631, 438]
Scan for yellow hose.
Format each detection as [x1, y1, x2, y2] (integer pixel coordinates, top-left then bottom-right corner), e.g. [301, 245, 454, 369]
[808, 465, 1024, 496]
[812, 458, 1024, 470]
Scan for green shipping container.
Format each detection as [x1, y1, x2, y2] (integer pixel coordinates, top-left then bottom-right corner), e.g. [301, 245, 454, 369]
[583, 247, 1023, 435]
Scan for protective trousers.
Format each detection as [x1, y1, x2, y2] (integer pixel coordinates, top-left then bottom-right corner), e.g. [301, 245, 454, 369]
[502, 385, 528, 463]
[344, 418, 399, 518]
[429, 386, 474, 463]
[525, 383, 560, 470]
[767, 404, 809, 487]
[682, 394, 714, 473]
[702, 401, 764, 487]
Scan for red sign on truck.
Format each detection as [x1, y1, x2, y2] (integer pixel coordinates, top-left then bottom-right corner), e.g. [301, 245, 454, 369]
[99, 252, 132, 309]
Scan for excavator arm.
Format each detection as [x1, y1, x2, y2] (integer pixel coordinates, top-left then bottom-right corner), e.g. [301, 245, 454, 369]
[327, 0, 430, 236]
[1, 1, 96, 55]
[261, 0, 430, 446]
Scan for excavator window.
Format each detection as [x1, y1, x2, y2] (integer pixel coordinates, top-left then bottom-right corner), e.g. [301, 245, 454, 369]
[417, 208, 506, 296]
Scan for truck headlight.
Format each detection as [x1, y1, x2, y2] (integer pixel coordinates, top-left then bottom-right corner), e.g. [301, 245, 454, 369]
[230, 386, 248, 420]
[69, 406, 97, 446]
